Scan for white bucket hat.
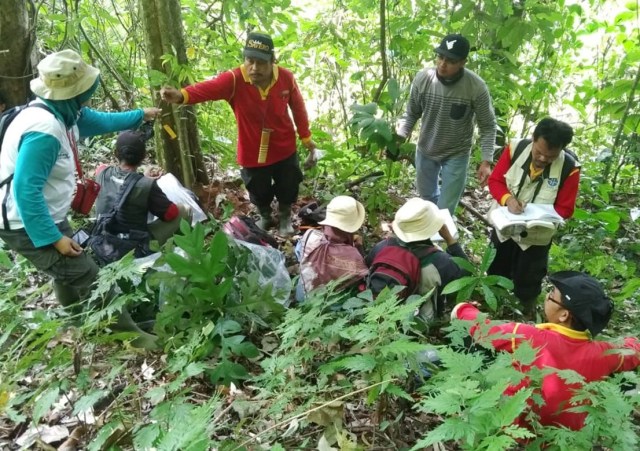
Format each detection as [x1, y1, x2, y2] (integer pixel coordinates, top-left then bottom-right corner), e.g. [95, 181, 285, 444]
[392, 198, 444, 243]
[318, 195, 366, 233]
[30, 49, 100, 100]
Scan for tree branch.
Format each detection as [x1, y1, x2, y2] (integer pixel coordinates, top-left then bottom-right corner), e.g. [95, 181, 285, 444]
[605, 63, 640, 183]
[372, 0, 388, 103]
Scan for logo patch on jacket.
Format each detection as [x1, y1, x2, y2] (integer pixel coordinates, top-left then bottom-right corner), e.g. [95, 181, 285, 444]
[547, 177, 559, 187]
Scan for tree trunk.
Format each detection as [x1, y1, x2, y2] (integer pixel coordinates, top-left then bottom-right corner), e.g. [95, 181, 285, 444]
[0, 1, 35, 108]
[138, 0, 209, 188]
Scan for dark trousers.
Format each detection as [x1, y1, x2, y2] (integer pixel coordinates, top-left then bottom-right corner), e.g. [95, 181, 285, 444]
[240, 152, 303, 208]
[487, 230, 550, 302]
[0, 219, 98, 306]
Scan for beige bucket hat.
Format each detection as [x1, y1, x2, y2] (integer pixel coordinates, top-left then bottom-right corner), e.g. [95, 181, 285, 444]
[30, 49, 100, 100]
[392, 198, 444, 243]
[318, 195, 366, 233]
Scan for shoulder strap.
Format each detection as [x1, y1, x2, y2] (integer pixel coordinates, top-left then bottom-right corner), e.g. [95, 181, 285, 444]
[560, 149, 578, 186]
[512, 138, 531, 163]
[29, 103, 53, 114]
[413, 245, 440, 258]
[115, 172, 143, 212]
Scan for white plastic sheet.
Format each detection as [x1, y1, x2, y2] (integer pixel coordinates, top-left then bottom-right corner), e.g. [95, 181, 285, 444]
[155, 173, 207, 224]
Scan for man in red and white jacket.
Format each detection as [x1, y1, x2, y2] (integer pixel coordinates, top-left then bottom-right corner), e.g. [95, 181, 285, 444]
[487, 118, 580, 316]
[452, 271, 640, 431]
[161, 32, 316, 236]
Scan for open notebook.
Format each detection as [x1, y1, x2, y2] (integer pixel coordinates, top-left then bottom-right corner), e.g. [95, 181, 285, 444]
[431, 208, 458, 242]
[489, 204, 563, 239]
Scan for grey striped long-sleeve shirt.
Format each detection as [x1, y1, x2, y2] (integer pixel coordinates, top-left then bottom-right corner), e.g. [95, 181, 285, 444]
[397, 67, 496, 162]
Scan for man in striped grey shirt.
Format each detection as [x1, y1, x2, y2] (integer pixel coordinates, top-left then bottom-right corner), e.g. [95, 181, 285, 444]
[397, 34, 497, 215]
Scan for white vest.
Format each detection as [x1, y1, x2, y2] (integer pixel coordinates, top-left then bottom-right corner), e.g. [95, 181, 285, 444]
[490, 139, 568, 248]
[504, 138, 565, 205]
[0, 103, 78, 230]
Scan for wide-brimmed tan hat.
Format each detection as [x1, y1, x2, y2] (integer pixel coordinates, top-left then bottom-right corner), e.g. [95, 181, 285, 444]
[392, 198, 444, 243]
[318, 195, 366, 233]
[30, 49, 100, 100]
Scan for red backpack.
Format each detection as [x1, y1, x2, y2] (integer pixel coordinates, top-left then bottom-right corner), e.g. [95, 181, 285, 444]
[223, 215, 279, 248]
[300, 231, 368, 294]
[366, 242, 439, 299]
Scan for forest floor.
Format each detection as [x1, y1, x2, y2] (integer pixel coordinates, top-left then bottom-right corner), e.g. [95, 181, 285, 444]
[3, 162, 639, 450]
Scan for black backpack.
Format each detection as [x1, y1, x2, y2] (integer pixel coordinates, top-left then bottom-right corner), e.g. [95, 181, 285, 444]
[87, 172, 152, 266]
[1, 104, 54, 229]
[0, 103, 52, 152]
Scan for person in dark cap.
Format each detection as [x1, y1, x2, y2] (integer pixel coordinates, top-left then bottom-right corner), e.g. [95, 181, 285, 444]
[160, 31, 317, 236]
[451, 271, 640, 431]
[396, 33, 496, 216]
[95, 130, 192, 246]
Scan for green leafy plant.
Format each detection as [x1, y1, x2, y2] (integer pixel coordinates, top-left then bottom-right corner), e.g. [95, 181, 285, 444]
[442, 246, 514, 311]
[148, 222, 283, 384]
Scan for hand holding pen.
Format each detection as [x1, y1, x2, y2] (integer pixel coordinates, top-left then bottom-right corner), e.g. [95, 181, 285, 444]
[506, 196, 527, 214]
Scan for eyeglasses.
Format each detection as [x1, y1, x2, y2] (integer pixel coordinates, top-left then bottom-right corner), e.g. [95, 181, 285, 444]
[545, 292, 565, 308]
[436, 54, 463, 65]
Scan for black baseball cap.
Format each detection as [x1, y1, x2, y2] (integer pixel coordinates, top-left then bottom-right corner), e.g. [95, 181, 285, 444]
[243, 32, 275, 62]
[116, 130, 146, 159]
[435, 34, 470, 61]
[549, 271, 614, 337]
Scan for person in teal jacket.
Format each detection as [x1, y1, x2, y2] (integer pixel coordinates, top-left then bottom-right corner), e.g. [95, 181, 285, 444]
[0, 49, 160, 348]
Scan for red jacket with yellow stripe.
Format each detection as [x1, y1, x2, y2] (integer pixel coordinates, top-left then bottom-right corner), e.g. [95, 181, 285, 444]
[182, 65, 312, 168]
[454, 303, 640, 430]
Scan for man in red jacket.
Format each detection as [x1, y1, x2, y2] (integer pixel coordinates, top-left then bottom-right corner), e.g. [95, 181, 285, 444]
[487, 118, 579, 316]
[161, 32, 316, 236]
[452, 271, 640, 431]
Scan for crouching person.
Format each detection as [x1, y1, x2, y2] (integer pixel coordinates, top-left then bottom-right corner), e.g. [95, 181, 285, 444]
[451, 271, 640, 430]
[296, 196, 367, 302]
[94, 130, 192, 258]
[366, 198, 469, 319]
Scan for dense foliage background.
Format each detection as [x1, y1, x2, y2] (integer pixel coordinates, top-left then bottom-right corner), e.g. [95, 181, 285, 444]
[0, 0, 639, 449]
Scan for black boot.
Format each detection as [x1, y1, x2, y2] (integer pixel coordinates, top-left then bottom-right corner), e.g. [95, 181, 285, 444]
[257, 205, 275, 230]
[278, 204, 294, 236]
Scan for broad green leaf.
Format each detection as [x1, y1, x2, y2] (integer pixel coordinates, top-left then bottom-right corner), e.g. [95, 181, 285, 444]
[133, 423, 161, 450]
[480, 246, 497, 273]
[350, 103, 378, 115]
[88, 420, 126, 451]
[33, 387, 60, 423]
[72, 389, 109, 416]
[451, 256, 476, 273]
[442, 276, 477, 295]
[480, 283, 498, 311]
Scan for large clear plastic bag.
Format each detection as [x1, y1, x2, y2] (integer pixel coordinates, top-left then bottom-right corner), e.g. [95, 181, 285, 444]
[131, 240, 292, 307]
[232, 238, 292, 306]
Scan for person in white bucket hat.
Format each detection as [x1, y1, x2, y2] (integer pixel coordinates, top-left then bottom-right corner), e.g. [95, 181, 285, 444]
[367, 198, 470, 319]
[0, 49, 161, 348]
[296, 196, 368, 302]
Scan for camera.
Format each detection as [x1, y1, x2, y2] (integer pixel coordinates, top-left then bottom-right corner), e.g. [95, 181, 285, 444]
[138, 121, 155, 142]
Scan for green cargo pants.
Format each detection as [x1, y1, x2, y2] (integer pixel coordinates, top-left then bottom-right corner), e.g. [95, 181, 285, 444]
[0, 219, 98, 306]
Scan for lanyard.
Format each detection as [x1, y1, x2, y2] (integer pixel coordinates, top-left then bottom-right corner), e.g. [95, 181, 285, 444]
[67, 130, 85, 181]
